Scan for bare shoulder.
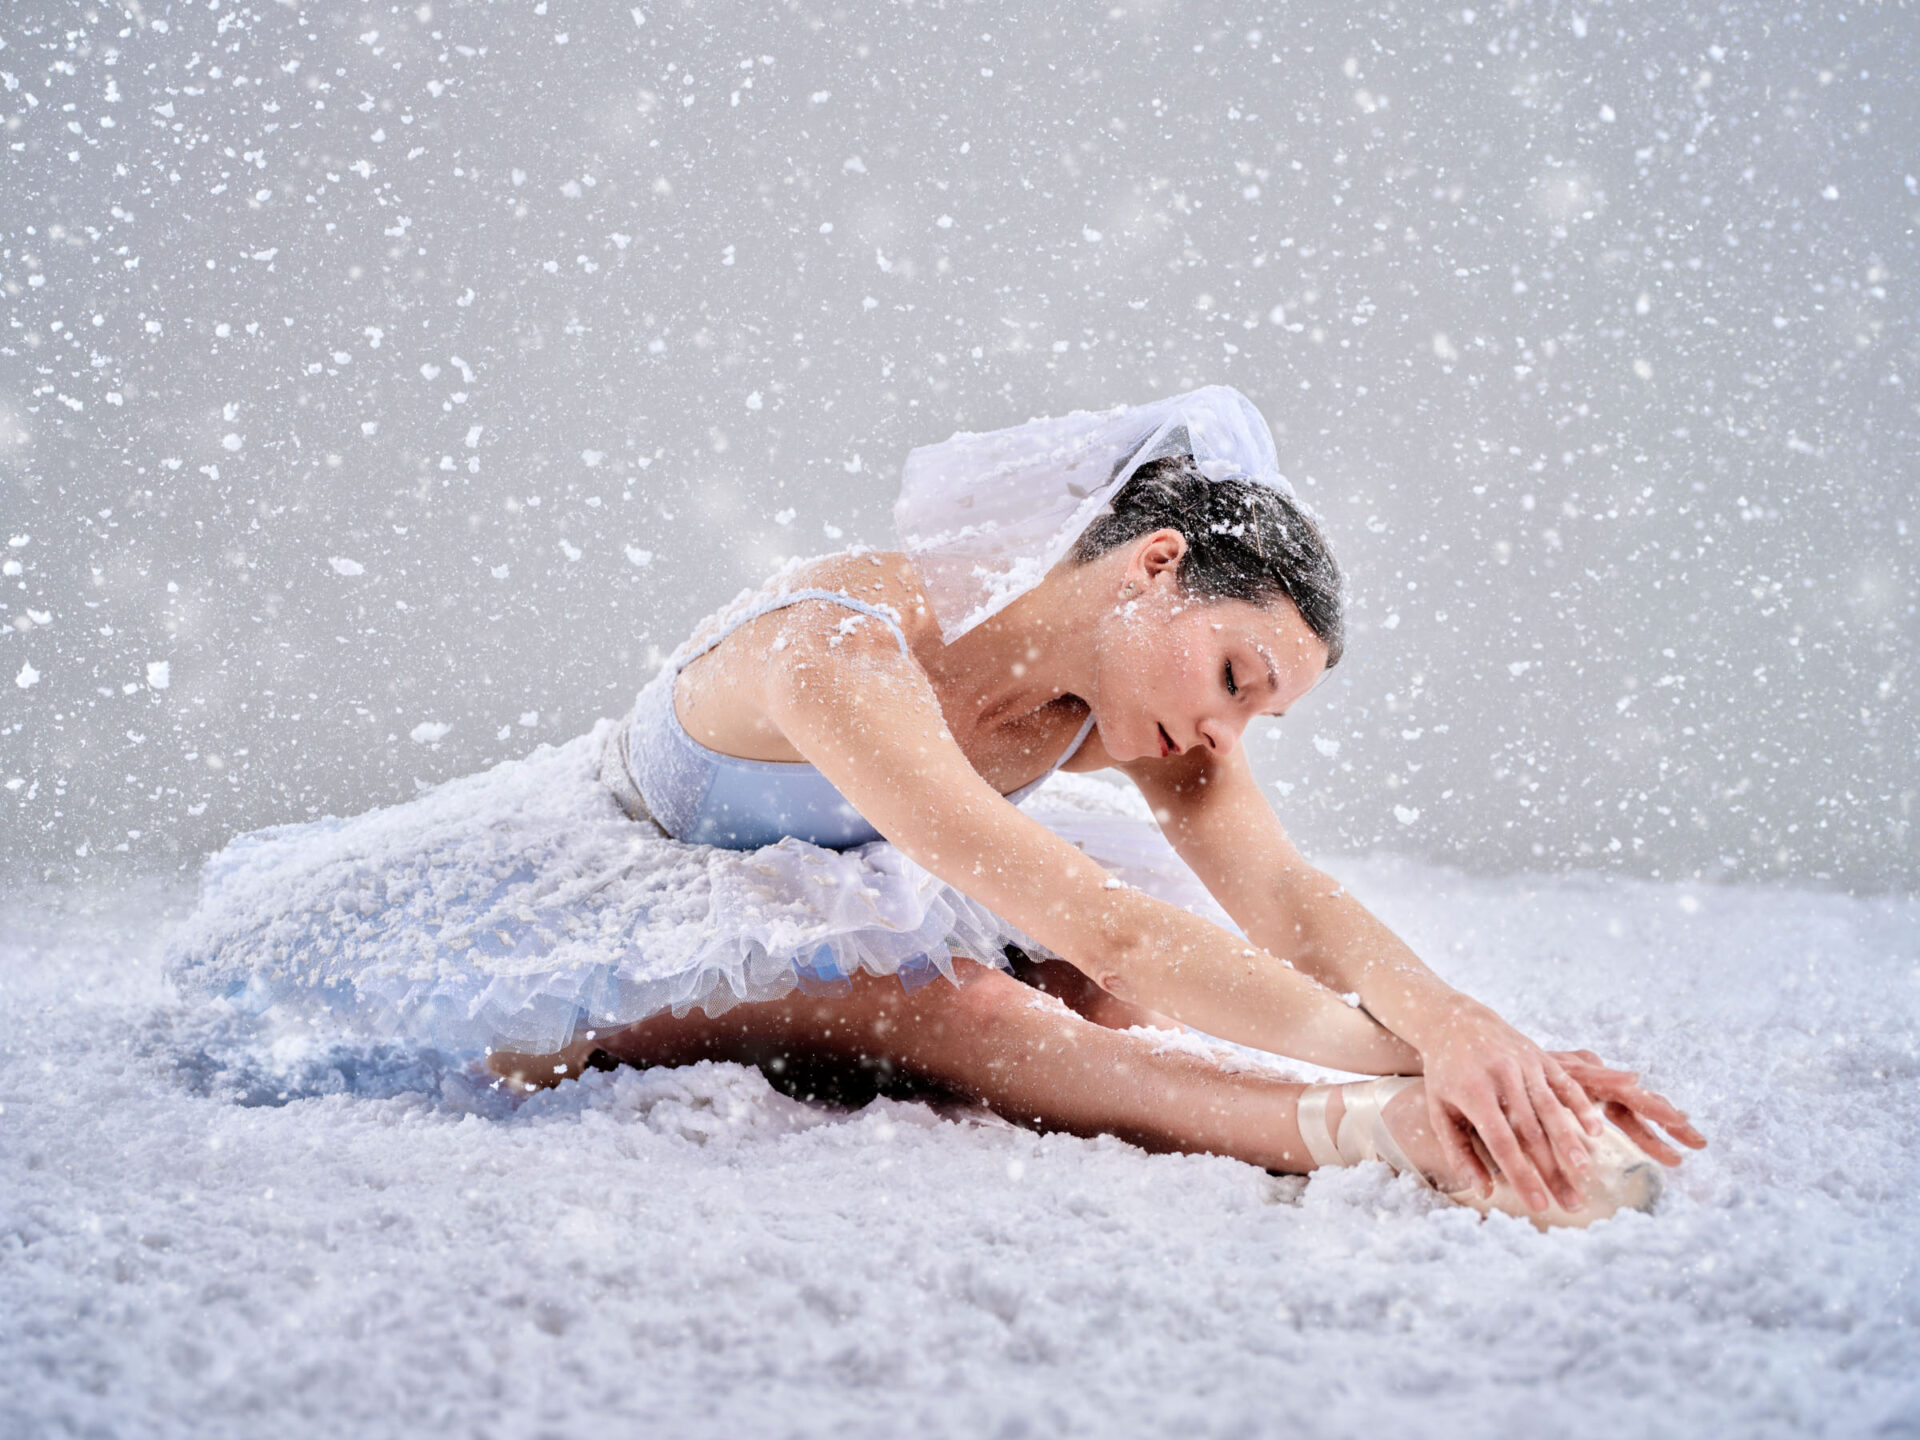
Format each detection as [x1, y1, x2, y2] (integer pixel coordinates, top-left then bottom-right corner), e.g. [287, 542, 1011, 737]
[675, 551, 938, 763]
[775, 550, 942, 651]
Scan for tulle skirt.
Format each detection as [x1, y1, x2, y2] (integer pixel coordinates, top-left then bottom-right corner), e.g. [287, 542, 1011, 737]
[164, 721, 1230, 1058]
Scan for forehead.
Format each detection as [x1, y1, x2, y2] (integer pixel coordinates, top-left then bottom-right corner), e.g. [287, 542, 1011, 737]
[1199, 596, 1322, 659]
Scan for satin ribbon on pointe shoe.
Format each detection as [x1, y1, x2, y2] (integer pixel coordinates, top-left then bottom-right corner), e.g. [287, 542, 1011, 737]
[1296, 1076, 1662, 1229]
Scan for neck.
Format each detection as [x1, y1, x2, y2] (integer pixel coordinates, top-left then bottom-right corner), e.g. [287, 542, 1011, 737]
[921, 559, 1107, 726]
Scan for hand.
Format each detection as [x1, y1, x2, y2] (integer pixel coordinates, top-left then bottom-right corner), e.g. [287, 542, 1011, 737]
[1419, 1000, 1607, 1213]
[1548, 1050, 1709, 1166]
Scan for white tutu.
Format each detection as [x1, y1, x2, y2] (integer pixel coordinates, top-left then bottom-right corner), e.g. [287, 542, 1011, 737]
[165, 722, 1228, 1058]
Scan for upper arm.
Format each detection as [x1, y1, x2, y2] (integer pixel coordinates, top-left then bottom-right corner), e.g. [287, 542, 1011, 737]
[751, 599, 1137, 965]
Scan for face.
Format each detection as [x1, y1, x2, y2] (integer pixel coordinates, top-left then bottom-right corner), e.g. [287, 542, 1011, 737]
[1091, 530, 1330, 764]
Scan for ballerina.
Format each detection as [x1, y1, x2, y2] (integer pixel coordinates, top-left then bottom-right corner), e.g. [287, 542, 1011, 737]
[169, 386, 1704, 1227]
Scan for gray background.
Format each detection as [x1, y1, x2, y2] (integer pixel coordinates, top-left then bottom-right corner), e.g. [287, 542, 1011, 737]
[3, 0, 1914, 890]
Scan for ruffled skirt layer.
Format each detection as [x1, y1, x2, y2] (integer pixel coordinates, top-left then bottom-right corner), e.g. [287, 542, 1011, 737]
[165, 723, 1226, 1058]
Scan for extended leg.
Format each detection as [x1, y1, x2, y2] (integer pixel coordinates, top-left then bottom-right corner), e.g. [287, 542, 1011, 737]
[487, 962, 1665, 1226]
[511, 958, 1450, 1177]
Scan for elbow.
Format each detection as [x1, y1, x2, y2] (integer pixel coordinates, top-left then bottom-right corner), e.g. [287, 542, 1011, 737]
[1092, 966, 1145, 1005]
[1079, 897, 1154, 1001]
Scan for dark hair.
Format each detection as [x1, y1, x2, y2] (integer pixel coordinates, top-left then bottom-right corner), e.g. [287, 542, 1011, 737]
[1067, 454, 1346, 667]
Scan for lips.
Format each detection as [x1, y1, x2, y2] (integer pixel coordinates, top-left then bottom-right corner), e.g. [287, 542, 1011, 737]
[1157, 723, 1176, 758]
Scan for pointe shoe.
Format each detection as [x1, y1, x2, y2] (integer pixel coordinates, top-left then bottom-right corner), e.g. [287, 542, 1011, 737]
[1297, 1076, 1662, 1230]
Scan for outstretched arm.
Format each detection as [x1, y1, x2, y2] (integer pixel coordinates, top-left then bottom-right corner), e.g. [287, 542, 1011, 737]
[1120, 743, 1704, 1212]
[746, 599, 1418, 1076]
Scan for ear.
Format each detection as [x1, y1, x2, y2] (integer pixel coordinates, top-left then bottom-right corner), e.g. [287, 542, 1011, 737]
[1122, 528, 1187, 596]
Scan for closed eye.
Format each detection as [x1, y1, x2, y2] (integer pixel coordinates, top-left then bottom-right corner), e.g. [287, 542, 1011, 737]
[1224, 661, 1238, 697]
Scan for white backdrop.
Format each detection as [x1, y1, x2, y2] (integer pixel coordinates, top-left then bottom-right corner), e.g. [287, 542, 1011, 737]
[2, 0, 1914, 889]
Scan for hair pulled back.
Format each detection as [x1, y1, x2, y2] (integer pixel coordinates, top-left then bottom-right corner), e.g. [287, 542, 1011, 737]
[1067, 455, 1347, 667]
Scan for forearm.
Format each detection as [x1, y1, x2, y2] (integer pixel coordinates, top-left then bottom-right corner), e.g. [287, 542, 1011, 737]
[1248, 874, 1479, 1051]
[1092, 895, 1422, 1074]
[1137, 774, 1482, 1058]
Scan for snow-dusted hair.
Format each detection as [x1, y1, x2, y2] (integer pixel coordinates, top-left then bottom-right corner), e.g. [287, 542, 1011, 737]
[1068, 455, 1347, 667]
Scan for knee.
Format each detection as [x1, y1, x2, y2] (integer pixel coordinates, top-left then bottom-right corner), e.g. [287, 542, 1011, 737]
[942, 961, 1092, 1064]
[942, 958, 1042, 1027]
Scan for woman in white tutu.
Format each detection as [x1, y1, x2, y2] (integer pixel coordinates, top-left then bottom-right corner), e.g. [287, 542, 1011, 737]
[168, 386, 1703, 1226]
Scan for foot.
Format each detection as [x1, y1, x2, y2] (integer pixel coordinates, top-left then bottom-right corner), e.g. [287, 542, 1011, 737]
[1310, 1077, 1662, 1229]
[1320, 1079, 1477, 1192]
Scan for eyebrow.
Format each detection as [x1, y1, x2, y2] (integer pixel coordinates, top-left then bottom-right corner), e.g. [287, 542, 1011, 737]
[1252, 641, 1284, 715]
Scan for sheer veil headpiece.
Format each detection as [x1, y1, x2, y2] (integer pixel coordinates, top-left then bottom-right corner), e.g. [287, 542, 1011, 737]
[894, 385, 1291, 645]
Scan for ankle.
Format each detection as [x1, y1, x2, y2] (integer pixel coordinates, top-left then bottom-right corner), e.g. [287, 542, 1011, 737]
[1321, 1087, 1347, 1155]
[1304, 1077, 1472, 1192]
[1377, 1080, 1480, 1193]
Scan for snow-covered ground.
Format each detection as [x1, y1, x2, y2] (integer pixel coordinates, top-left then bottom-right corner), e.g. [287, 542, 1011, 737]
[3, 856, 1916, 1439]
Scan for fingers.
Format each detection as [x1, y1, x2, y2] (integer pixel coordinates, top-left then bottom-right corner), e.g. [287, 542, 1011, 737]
[1525, 1065, 1597, 1207]
[1668, 1115, 1710, 1150]
[1544, 1055, 1606, 1137]
[1604, 1102, 1686, 1167]
[1553, 1053, 1640, 1091]
[1619, 1086, 1709, 1150]
[1429, 1090, 1490, 1195]
[1549, 1048, 1635, 1075]
[1550, 1051, 1708, 1152]
[1573, 1068, 1710, 1153]
[1469, 1082, 1554, 1214]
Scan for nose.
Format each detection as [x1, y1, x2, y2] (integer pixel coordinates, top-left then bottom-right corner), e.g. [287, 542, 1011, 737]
[1198, 712, 1245, 757]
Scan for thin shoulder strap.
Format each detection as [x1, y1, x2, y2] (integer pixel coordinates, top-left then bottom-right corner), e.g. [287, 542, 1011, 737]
[1006, 706, 1099, 803]
[673, 588, 912, 672]
[1044, 709, 1099, 779]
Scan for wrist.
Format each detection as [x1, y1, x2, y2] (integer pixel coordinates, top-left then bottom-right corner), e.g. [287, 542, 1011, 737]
[1403, 988, 1488, 1053]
